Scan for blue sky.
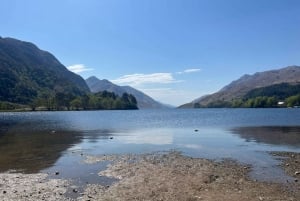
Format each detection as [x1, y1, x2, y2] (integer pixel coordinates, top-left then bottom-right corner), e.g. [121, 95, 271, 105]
[1, 0, 300, 106]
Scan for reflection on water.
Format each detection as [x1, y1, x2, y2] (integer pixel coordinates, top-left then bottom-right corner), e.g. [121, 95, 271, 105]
[0, 128, 82, 173]
[231, 126, 300, 147]
[0, 117, 119, 173]
[0, 109, 300, 184]
[119, 129, 174, 145]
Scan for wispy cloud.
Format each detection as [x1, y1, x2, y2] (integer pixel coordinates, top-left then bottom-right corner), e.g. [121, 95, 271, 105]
[112, 73, 181, 86]
[176, 68, 201, 74]
[67, 64, 94, 73]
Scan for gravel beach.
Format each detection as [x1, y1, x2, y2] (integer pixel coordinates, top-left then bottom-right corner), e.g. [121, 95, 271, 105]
[1, 151, 299, 201]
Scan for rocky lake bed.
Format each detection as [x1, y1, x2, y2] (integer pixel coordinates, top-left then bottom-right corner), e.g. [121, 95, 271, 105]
[0, 151, 299, 201]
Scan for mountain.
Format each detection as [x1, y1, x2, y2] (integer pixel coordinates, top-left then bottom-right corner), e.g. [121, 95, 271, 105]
[0, 37, 90, 105]
[86, 77, 125, 95]
[86, 76, 170, 109]
[180, 66, 300, 108]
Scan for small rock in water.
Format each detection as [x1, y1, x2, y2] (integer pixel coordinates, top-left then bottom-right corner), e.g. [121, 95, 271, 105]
[73, 189, 78, 193]
[295, 171, 300, 175]
[55, 171, 59, 175]
[51, 130, 56, 134]
[3, 190, 6, 194]
[294, 179, 298, 182]
[194, 129, 199, 132]
[285, 163, 289, 166]
[110, 137, 114, 139]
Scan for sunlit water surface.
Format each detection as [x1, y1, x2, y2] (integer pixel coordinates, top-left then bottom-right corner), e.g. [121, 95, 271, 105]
[0, 109, 300, 186]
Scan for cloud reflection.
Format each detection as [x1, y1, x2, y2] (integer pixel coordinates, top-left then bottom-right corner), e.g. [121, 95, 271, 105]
[119, 130, 173, 145]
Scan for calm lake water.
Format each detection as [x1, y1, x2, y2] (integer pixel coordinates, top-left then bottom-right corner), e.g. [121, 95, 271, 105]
[0, 108, 300, 185]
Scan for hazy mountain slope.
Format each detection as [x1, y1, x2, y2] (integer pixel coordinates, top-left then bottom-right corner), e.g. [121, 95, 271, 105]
[86, 76, 169, 109]
[0, 37, 89, 104]
[181, 66, 300, 107]
[121, 86, 169, 109]
[86, 76, 125, 95]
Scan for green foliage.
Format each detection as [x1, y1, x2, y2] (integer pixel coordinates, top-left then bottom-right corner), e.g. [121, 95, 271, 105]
[0, 37, 89, 106]
[206, 100, 232, 108]
[0, 101, 25, 110]
[74, 91, 138, 110]
[286, 94, 300, 107]
[196, 83, 300, 108]
[245, 83, 300, 100]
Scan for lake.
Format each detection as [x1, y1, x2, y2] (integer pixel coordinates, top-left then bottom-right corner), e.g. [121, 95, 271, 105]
[0, 108, 300, 185]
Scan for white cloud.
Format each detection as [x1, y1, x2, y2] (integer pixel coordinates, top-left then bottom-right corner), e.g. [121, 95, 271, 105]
[112, 73, 181, 86]
[67, 64, 94, 73]
[176, 68, 201, 74]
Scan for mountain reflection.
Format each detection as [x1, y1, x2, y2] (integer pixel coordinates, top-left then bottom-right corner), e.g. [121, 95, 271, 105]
[0, 118, 123, 173]
[231, 126, 300, 147]
[0, 125, 83, 173]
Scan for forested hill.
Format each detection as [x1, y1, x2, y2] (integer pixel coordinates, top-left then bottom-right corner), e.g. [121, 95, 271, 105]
[86, 76, 170, 109]
[0, 37, 138, 110]
[0, 37, 89, 103]
[180, 66, 300, 108]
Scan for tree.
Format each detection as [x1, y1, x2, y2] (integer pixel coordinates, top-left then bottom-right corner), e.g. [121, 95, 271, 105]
[286, 94, 300, 107]
[70, 97, 82, 110]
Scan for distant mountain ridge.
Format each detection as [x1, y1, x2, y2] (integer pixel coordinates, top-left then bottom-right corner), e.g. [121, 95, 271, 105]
[180, 66, 300, 108]
[0, 37, 89, 105]
[86, 76, 170, 109]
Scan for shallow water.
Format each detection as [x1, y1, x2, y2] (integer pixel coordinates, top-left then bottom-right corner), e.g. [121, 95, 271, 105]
[0, 109, 300, 184]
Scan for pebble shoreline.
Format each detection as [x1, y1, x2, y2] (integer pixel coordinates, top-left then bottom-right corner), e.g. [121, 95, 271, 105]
[0, 151, 299, 201]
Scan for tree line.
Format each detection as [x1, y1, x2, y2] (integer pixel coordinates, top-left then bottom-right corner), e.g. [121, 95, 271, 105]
[194, 94, 300, 108]
[0, 91, 138, 111]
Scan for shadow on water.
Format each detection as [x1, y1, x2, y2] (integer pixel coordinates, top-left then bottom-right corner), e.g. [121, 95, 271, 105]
[0, 125, 83, 173]
[231, 126, 300, 147]
[0, 119, 117, 173]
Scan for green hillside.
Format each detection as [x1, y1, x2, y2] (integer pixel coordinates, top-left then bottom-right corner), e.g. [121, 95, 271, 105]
[0, 37, 138, 111]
